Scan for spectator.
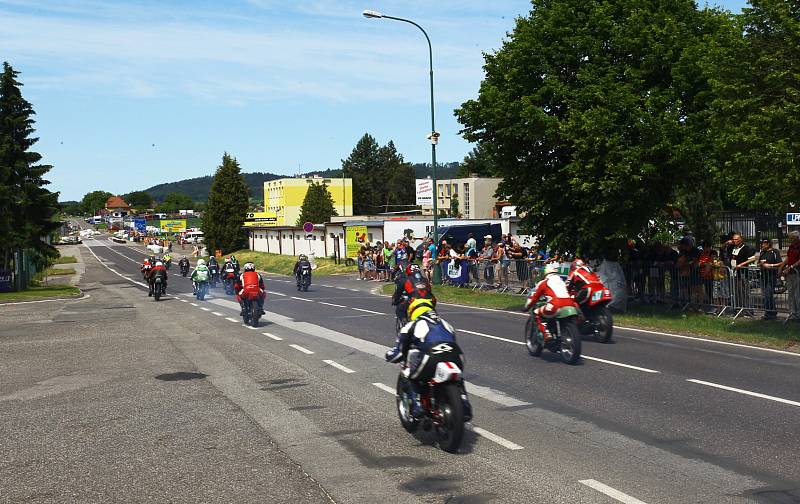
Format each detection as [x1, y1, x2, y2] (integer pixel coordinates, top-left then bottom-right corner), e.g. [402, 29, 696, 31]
[422, 240, 433, 283]
[480, 238, 495, 286]
[384, 241, 396, 280]
[357, 246, 366, 280]
[465, 233, 477, 253]
[394, 239, 409, 271]
[725, 233, 757, 314]
[496, 241, 510, 289]
[697, 244, 717, 306]
[757, 239, 782, 320]
[780, 231, 800, 321]
[509, 242, 529, 293]
[710, 250, 728, 305]
[464, 237, 480, 285]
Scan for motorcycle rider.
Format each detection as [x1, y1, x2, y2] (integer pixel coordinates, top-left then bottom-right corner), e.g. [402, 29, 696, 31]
[566, 258, 604, 297]
[234, 262, 266, 316]
[162, 252, 172, 269]
[229, 255, 240, 277]
[293, 254, 312, 287]
[385, 298, 472, 421]
[178, 256, 190, 274]
[147, 260, 168, 296]
[524, 262, 578, 342]
[222, 257, 237, 290]
[392, 264, 436, 323]
[141, 256, 153, 279]
[190, 258, 210, 293]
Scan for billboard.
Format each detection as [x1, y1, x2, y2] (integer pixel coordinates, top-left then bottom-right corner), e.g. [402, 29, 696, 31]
[243, 211, 278, 227]
[160, 219, 187, 233]
[415, 179, 433, 206]
[345, 225, 367, 258]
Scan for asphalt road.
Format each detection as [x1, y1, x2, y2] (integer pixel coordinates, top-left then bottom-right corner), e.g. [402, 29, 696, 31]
[2, 235, 799, 503]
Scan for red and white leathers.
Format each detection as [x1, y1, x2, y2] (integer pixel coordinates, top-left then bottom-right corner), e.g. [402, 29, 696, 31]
[567, 265, 603, 293]
[525, 274, 578, 340]
[235, 270, 266, 303]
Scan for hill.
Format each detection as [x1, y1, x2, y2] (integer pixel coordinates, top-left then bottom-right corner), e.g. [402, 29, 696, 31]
[144, 163, 461, 202]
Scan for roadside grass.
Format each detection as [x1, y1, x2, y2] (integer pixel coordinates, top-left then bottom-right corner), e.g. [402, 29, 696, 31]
[54, 255, 77, 264]
[45, 267, 76, 276]
[223, 250, 357, 277]
[382, 283, 800, 351]
[0, 285, 81, 303]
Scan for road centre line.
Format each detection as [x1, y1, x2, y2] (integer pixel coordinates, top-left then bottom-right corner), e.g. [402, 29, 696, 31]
[200, 307, 210, 311]
[289, 344, 314, 355]
[268, 291, 287, 296]
[318, 302, 347, 308]
[352, 307, 385, 315]
[225, 317, 239, 323]
[372, 382, 395, 394]
[686, 379, 800, 408]
[290, 296, 314, 302]
[460, 329, 522, 345]
[190, 303, 198, 306]
[243, 325, 260, 330]
[179, 299, 188, 303]
[579, 479, 649, 504]
[322, 360, 356, 374]
[263, 332, 283, 341]
[468, 425, 524, 450]
[212, 312, 223, 316]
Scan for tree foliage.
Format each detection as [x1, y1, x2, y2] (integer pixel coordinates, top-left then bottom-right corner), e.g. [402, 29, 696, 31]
[0, 62, 61, 270]
[157, 192, 194, 213]
[296, 181, 338, 226]
[204, 153, 249, 254]
[456, 0, 726, 256]
[122, 190, 153, 209]
[457, 145, 496, 178]
[81, 190, 113, 215]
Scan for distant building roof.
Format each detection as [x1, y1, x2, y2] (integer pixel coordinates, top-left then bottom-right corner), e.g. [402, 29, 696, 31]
[105, 196, 130, 209]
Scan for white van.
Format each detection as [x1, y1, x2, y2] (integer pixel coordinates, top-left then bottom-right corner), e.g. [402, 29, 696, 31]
[185, 231, 204, 243]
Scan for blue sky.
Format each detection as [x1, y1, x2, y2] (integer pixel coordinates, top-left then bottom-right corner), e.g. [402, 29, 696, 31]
[1, 0, 748, 201]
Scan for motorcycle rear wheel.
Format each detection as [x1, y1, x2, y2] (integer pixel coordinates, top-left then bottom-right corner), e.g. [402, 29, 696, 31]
[558, 318, 582, 365]
[250, 301, 260, 327]
[395, 374, 419, 433]
[524, 318, 543, 356]
[154, 282, 161, 302]
[436, 383, 465, 453]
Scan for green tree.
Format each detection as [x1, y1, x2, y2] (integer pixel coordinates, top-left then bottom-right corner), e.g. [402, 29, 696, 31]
[706, 0, 799, 211]
[378, 141, 415, 213]
[59, 200, 83, 216]
[81, 190, 113, 216]
[122, 190, 153, 210]
[457, 144, 496, 178]
[456, 0, 724, 257]
[296, 181, 338, 226]
[0, 62, 61, 272]
[157, 192, 194, 213]
[341, 133, 381, 214]
[449, 198, 461, 218]
[204, 153, 249, 254]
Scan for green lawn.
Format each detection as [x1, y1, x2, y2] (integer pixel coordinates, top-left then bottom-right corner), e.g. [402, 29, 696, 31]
[54, 255, 77, 264]
[0, 285, 82, 303]
[217, 250, 357, 277]
[46, 267, 76, 276]
[383, 283, 800, 351]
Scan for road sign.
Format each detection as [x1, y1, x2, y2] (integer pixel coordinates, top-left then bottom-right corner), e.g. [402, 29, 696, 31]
[303, 221, 314, 233]
[134, 218, 146, 232]
[787, 213, 800, 225]
[304, 234, 314, 240]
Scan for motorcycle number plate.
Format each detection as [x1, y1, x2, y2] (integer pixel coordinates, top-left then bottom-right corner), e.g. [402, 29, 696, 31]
[592, 291, 603, 302]
[432, 362, 461, 384]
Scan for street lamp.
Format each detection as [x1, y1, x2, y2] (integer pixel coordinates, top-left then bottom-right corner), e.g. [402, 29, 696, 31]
[362, 9, 440, 248]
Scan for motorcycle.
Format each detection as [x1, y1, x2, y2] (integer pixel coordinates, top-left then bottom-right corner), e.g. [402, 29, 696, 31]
[152, 276, 166, 302]
[395, 355, 468, 454]
[162, 256, 172, 270]
[195, 280, 209, 301]
[222, 269, 237, 296]
[179, 261, 190, 277]
[572, 283, 614, 343]
[241, 295, 263, 327]
[208, 264, 220, 288]
[524, 303, 582, 364]
[296, 266, 312, 292]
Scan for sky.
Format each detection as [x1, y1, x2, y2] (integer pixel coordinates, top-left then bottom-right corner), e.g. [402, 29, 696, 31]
[1, 0, 748, 201]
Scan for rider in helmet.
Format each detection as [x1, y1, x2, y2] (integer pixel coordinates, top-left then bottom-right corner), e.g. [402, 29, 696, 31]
[524, 263, 578, 341]
[178, 255, 190, 271]
[385, 299, 471, 421]
[141, 256, 153, 278]
[566, 258, 603, 296]
[391, 263, 436, 322]
[234, 262, 266, 316]
[293, 254, 312, 287]
[147, 260, 168, 296]
[229, 255, 240, 276]
[190, 258, 210, 293]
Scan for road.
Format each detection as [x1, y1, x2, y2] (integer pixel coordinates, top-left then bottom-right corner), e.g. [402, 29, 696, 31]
[2, 235, 799, 503]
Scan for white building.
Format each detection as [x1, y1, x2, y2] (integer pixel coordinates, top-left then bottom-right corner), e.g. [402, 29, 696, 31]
[420, 177, 502, 219]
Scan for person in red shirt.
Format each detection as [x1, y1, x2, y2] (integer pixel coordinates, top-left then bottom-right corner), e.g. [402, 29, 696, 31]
[524, 263, 578, 341]
[566, 259, 603, 293]
[147, 260, 168, 296]
[234, 262, 266, 316]
[781, 231, 800, 320]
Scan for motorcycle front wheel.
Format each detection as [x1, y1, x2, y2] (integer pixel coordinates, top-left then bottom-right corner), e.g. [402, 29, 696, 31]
[558, 318, 582, 365]
[436, 383, 465, 453]
[395, 374, 419, 433]
[524, 317, 543, 356]
[594, 305, 613, 343]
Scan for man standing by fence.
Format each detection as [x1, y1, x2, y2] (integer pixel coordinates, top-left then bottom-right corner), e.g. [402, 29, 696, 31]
[758, 239, 782, 320]
[781, 231, 800, 321]
[726, 233, 757, 313]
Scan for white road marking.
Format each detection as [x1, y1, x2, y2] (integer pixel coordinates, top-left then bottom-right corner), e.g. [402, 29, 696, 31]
[190, 302, 198, 307]
[290, 296, 314, 302]
[212, 312, 223, 316]
[242, 325, 260, 330]
[336, 287, 347, 290]
[322, 360, 355, 374]
[352, 307, 384, 315]
[320, 284, 333, 288]
[263, 332, 283, 341]
[349, 289, 360, 292]
[582, 356, 660, 374]
[372, 383, 395, 394]
[460, 329, 522, 345]
[465, 382, 531, 408]
[289, 344, 314, 355]
[179, 299, 188, 303]
[267, 291, 287, 296]
[579, 479, 649, 504]
[225, 317, 239, 323]
[200, 307, 210, 311]
[318, 302, 346, 308]
[469, 425, 524, 450]
[687, 379, 800, 408]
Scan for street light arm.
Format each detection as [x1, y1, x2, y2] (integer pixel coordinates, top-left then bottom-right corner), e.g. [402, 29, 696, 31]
[380, 16, 433, 74]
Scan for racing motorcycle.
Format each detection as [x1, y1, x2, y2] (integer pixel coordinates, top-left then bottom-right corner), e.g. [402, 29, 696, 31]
[571, 282, 613, 343]
[395, 353, 468, 454]
[208, 263, 220, 288]
[241, 294, 263, 327]
[524, 302, 582, 364]
[222, 267, 237, 296]
[194, 280, 209, 301]
[296, 264, 312, 292]
[179, 260, 190, 277]
[152, 276, 166, 302]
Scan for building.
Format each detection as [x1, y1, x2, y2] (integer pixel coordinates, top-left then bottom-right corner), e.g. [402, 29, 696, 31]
[104, 196, 130, 218]
[421, 177, 502, 219]
[264, 176, 353, 226]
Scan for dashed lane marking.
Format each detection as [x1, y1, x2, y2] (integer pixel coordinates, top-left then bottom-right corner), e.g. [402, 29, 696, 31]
[352, 307, 385, 315]
[322, 359, 355, 373]
[290, 296, 314, 302]
[190, 302, 198, 307]
[263, 332, 283, 341]
[200, 307, 210, 311]
[267, 291, 287, 296]
[318, 302, 347, 308]
[225, 317, 239, 323]
[579, 480, 649, 504]
[289, 344, 314, 355]
[212, 312, 223, 316]
[372, 382, 395, 394]
[687, 379, 800, 408]
[469, 425, 524, 450]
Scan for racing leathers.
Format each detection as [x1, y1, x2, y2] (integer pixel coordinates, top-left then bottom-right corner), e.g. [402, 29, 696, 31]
[147, 264, 168, 296]
[234, 270, 266, 316]
[293, 259, 312, 287]
[140, 259, 152, 279]
[567, 265, 604, 298]
[391, 271, 437, 321]
[524, 274, 578, 341]
[385, 312, 471, 421]
[190, 264, 210, 292]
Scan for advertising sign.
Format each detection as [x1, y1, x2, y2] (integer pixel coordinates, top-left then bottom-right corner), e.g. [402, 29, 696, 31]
[345, 225, 368, 258]
[160, 219, 187, 233]
[415, 179, 433, 206]
[0, 269, 11, 292]
[134, 218, 147, 232]
[787, 213, 800, 225]
[243, 211, 278, 227]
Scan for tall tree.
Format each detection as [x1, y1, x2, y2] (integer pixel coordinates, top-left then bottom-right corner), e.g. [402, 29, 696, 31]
[0, 62, 61, 272]
[204, 153, 249, 254]
[378, 141, 415, 213]
[157, 192, 194, 213]
[456, 0, 724, 257]
[122, 190, 153, 209]
[707, 0, 799, 211]
[296, 181, 338, 226]
[81, 190, 113, 215]
[457, 144, 496, 178]
[341, 133, 381, 214]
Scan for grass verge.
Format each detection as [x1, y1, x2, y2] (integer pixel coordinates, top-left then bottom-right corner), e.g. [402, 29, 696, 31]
[54, 255, 77, 264]
[46, 267, 76, 276]
[221, 250, 357, 277]
[382, 283, 800, 351]
[0, 285, 82, 303]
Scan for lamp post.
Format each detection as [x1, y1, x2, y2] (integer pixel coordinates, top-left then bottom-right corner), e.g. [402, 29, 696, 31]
[362, 9, 440, 248]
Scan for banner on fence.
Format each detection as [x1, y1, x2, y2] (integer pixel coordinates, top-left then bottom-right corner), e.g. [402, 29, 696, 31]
[160, 219, 187, 233]
[243, 211, 277, 227]
[0, 269, 11, 292]
[345, 225, 367, 258]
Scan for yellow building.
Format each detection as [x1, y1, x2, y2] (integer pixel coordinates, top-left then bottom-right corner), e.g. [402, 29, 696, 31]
[264, 176, 353, 226]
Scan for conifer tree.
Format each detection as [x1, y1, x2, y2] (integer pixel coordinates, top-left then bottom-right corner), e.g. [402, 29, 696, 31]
[204, 153, 249, 254]
[296, 182, 338, 226]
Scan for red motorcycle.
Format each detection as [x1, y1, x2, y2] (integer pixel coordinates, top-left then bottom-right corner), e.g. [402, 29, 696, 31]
[571, 281, 614, 343]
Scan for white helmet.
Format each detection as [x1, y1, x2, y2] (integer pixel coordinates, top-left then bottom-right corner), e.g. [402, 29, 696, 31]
[544, 263, 559, 276]
[197, 259, 205, 267]
[243, 262, 256, 272]
[155, 261, 164, 267]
